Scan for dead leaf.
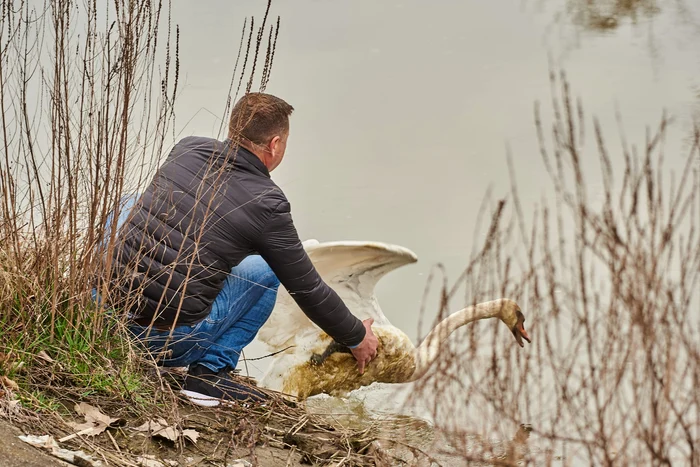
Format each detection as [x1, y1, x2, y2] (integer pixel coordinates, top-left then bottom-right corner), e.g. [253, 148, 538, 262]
[0, 351, 16, 369]
[36, 350, 55, 363]
[136, 455, 165, 467]
[0, 375, 19, 391]
[228, 460, 253, 467]
[1, 399, 21, 416]
[63, 402, 125, 440]
[134, 418, 199, 444]
[19, 434, 102, 466]
[182, 429, 200, 444]
[135, 455, 179, 467]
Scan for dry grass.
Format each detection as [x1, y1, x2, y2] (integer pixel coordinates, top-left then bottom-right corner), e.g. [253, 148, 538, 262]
[401, 70, 700, 465]
[567, 0, 660, 30]
[0, 0, 175, 409]
[0, 1, 389, 465]
[2, 0, 699, 466]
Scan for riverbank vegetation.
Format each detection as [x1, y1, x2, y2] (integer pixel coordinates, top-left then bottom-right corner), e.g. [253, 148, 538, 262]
[0, 1, 389, 465]
[410, 71, 700, 464]
[1, 0, 699, 465]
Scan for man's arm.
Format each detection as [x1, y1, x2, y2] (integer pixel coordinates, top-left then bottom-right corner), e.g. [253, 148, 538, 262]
[255, 200, 366, 347]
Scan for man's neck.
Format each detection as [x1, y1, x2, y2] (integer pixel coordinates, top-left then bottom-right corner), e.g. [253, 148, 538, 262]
[237, 138, 269, 169]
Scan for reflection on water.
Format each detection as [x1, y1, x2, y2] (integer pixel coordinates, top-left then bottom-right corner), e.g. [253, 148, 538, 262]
[305, 391, 543, 465]
[163, 0, 700, 463]
[304, 391, 434, 444]
[566, 0, 660, 31]
[304, 393, 438, 464]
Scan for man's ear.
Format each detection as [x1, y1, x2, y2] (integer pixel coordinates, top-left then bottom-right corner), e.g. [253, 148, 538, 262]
[269, 135, 281, 156]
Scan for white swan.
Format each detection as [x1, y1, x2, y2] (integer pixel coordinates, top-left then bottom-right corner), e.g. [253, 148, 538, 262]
[257, 241, 530, 400]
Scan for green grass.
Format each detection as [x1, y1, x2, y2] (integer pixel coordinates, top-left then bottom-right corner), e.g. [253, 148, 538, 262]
[18, 391, 64, 414]
[0, 297, 155, 414]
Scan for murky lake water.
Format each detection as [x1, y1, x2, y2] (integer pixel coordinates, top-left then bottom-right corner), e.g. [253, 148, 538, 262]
[166, 0, 700, 462]
[170, 0, 699, 340]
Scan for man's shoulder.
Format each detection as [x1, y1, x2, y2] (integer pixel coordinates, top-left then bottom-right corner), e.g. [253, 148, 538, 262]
[167, 136, 291, 210]
[175, 135, 224, 150]
[161, 136, 224, 162]
[265, 190, 289, 212]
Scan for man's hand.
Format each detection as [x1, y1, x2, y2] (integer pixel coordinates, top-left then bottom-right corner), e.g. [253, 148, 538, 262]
[350, 318, 379, 375]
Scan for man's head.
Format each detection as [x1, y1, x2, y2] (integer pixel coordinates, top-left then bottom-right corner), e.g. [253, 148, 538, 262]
[228, 92, 294, 172]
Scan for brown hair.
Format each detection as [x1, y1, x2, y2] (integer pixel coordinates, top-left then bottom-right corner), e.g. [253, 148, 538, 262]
[228, 92, 294, 145]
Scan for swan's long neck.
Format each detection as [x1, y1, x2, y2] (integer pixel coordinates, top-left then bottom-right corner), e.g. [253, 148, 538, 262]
[410, 299, 507, 381]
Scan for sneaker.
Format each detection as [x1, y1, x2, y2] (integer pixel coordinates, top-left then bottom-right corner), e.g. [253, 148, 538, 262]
[179, 365, 269, 407]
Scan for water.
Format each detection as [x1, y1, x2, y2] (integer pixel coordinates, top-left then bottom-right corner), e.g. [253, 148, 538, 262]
[166, 0, 700, 462]
[169, 0, 699, 340]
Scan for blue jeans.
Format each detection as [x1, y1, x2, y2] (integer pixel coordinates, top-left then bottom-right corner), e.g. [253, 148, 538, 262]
[107, 194, 280, 373]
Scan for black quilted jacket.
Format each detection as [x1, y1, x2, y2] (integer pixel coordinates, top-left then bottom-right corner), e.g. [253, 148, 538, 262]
[108, 136, 365, 347]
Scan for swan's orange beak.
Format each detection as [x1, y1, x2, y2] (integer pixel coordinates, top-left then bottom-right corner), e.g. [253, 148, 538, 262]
[511, 310, 531, 348]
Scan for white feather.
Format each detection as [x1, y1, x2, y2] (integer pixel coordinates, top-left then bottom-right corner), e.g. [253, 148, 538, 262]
[256, 241, 418, 350]
[254, 241, 527, 399]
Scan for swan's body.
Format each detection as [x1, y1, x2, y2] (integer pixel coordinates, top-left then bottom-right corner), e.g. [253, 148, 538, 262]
[257, 241, 530, 400]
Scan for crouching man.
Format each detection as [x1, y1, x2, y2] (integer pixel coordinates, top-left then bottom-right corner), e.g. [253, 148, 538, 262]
[105, 93, 378, 406]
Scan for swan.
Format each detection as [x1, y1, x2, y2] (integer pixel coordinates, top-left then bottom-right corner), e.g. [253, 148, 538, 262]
[256, 241, 531, 400]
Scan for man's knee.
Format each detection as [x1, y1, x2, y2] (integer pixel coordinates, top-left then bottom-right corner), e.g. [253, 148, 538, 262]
[236, 255, 280, 289]
[259, 269, 280, 289]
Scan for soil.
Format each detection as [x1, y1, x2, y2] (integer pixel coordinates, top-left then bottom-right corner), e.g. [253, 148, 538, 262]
[0, 365, 391, 466]
[0, 421, 67, 466]
[0, 394, 385, 467]
[109, 402, 310, 466]
[0, 413, 312, 466]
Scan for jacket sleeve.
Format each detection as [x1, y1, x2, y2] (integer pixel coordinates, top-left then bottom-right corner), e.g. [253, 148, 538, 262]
[254, 200, 366, 347]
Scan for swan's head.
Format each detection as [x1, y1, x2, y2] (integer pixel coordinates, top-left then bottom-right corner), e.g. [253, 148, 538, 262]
[495, 299, 531, 348]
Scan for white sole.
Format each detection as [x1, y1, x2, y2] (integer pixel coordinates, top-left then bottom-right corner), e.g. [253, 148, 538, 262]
[179, 389, 268, 409]
[179, 389, 223, 407]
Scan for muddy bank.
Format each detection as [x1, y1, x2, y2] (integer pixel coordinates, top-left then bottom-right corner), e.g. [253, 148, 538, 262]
[1, 394, 390, 467]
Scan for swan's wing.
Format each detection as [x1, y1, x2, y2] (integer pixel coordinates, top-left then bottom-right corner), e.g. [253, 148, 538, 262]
[257, 240, 418, 350]
[305, 241, 418, 324]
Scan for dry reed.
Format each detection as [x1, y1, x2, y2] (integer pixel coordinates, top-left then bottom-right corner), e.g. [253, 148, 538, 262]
[0, 1, 388, 465]
[3, 0, 699, 466]
[401, 70, 700, 466]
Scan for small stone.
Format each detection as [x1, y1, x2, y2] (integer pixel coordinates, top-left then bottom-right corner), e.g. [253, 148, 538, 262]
[228, 460, 253, 467]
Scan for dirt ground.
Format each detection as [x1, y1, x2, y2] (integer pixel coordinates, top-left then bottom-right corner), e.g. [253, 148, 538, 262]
[0, 396, 385, 467]
[0, 421, 66, 466]
[0, 415, 311, 466]
[0, 362, 391, 466]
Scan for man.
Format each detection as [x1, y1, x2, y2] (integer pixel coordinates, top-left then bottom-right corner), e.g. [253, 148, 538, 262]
[108, 93, 378, 405]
